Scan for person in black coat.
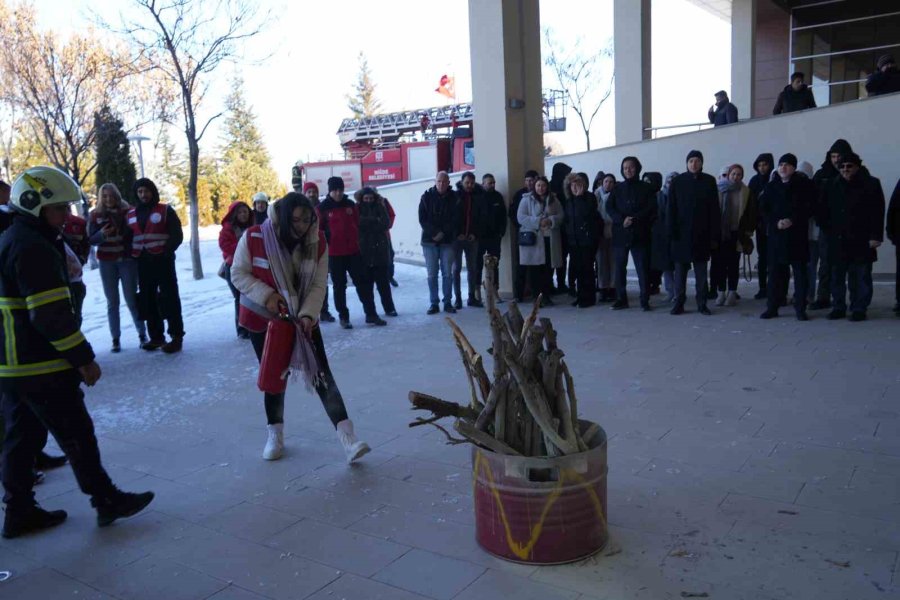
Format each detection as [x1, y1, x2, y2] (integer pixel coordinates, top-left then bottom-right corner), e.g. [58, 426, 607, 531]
[773, 72, 817, 114]
[563, 173, 601, 308]
[667, 150, 721, 315]
[865, 54, 900, 97]
[652, 172, 679, 303]
[453, 173, 485, 308]
[887, 178, 900, 315]
[607, 157, 657, 310]
[478, 174, 507, 300]
[708, 91, 738, 127]
[642, 172, 664, 295]
[358, 187, 396, 318]
[549, 162, 573, 293]
[759, 154, 815, 321]
[748, 153, 774, 299]
[818, 153, 886, 321]
[418, 172, 459, 314]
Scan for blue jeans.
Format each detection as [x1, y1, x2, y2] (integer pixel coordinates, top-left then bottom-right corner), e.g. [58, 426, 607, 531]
[99, 259, 145, 340]
[423, 243, 454, 306]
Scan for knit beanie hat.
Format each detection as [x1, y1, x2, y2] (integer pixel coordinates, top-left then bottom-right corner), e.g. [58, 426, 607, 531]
[327, 176, 344, 192]
[778, 153, 798, 168]
[686, 150, 704, 164]
[877, 54, 895, 69]
[840, 152, 861, 166]
[302, 182, 319, 194]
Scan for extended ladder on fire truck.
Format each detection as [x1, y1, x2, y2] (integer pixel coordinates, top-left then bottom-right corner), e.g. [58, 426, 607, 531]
[337, 103, 473, 146]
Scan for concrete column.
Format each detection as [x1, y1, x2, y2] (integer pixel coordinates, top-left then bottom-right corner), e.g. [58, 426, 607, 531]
[613, 0, 651, 144]
[469, 0, 544, 295]
[731, 0, 757, 119]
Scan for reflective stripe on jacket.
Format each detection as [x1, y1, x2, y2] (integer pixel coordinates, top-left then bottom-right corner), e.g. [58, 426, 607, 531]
[127, 204, 169, 257]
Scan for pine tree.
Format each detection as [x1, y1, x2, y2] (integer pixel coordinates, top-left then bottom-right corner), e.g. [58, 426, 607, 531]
[346, 52, 382, 118]
[218, 77, 282, 220]
[93, 106, 137, 196]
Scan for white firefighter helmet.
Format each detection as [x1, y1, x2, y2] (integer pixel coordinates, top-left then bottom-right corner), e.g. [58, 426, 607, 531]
[10, 166, 81, 218]
[252, 191, 270, 205]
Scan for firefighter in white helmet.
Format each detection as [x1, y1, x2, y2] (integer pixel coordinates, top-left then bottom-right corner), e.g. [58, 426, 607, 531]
[0, 166, 154, 538]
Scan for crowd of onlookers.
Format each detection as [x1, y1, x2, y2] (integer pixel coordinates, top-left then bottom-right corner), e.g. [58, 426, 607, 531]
[417, 138, 899, 323]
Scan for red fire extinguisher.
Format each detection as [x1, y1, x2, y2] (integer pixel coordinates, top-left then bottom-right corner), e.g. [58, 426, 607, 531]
[257, 312, 296, 394]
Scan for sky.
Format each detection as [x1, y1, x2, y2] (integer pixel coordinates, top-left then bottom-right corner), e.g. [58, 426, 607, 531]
[32, 0, 730, 186]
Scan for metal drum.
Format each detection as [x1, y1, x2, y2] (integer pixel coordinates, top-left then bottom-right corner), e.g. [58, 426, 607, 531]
[472, 422, 608, 564]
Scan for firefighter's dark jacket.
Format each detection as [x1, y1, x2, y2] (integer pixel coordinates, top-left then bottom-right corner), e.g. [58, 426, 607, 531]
[0, 214, 95, 381]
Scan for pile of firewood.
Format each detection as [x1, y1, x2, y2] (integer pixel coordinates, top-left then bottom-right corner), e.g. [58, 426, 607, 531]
[408, 255, 596, 457]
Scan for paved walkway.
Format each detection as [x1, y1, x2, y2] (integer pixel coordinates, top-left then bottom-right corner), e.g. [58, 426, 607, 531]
[1, 257, 899, 600]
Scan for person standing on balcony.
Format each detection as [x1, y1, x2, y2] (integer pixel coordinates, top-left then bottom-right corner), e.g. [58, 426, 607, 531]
[819, 152, 885, 322]
[773, 72, 817, 114]
[478, 174, 507, 301]
[887, 177, 900, 316]
[318, 176, 384, 329]
[510, 170, 538, 301]
[759, 154, 814, 321]
[866, 54, 900, 97]
[667, 150, 720, 316]
[453, 172, 484, 309]
[607, 157, 656, 311]
[419, 171, 458, 315]
[708, 91, 738, 127]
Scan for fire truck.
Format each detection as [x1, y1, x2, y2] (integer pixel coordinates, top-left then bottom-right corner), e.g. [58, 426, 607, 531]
[299, 92, 566, 191]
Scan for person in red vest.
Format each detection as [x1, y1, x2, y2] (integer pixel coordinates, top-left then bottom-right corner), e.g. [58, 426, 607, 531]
[127, 178, 184, 353]
[62, 211, 90, 325]
[89, 183, 147, 353]
[317, 177, 383, 328]
[230, 192, 370, 463]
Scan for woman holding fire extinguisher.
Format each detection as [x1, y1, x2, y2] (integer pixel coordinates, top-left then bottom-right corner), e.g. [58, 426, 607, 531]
[231, 192, 370, 463]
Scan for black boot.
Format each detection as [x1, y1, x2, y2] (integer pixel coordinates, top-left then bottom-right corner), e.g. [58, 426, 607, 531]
[111, 338, 121, 353]
[161, 337, 183, 354]
[319, 310, 336, 323]
[92, 489, 155, 527]
[2, 505, 67, 539]
[141, 338, 165, 351]
[35, 450, 68, 470]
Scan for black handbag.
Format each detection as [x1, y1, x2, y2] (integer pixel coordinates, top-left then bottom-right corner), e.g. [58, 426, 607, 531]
[518, 230, 537, 246]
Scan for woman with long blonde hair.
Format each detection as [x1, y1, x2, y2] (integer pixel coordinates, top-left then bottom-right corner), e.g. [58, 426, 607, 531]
[88, 183, 146, 352]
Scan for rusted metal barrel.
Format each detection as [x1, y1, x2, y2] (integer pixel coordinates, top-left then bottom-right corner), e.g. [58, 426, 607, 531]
[472, 421, 608, 564]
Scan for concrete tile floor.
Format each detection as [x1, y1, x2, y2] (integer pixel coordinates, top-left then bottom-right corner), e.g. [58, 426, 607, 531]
[1, 263, 899, 599]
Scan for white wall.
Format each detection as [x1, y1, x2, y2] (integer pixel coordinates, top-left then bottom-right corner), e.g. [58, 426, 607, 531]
[545, 93, 900, 275]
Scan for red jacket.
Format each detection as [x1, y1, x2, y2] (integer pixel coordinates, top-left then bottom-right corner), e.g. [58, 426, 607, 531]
[317, 195, 360, 257]
[63, 214, 90, 264]
[218, 201, 251, 265]
[384, 198, 396, 240]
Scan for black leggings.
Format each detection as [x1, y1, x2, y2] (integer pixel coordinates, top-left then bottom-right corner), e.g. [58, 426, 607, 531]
[249, 327, 349, 427]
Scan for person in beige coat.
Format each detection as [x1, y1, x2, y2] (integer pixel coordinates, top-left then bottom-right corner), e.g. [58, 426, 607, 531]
[516, 176, 564, 306]
[231, 193, 370, 463]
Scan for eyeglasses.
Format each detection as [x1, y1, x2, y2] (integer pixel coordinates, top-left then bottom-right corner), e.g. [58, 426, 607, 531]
[839, 164, 857, 170]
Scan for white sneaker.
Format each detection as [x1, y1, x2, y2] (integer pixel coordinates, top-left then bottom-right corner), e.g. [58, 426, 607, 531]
[715, 291, 727, 306]
[725, 291, 738, 306]
[263, 424, 284, 460]
[336, 420, 370, 464]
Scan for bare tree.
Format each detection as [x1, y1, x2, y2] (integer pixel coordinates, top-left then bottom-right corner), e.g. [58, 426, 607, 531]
[107, 0, 270, 280]
[543, 28, 614, 152]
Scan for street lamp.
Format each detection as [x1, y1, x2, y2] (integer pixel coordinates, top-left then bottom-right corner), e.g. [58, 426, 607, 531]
[127, 133, 151, 178]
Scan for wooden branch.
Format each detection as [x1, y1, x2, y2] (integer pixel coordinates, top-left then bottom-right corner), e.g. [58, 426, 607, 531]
[544, 418, 562, 458]
[475, 376, 509, 432]
[494, 386, 507, 443]
[487, 307, 507, 381]
[520, 295, 542, 345]
[408, 391, 480, 421]
[580, 422, 600, 448]
[505, 302, 525, 341]
[560, 361, 588, 452]
[446, 318, 490, 406]
[483, 254, 500, 309]
[539, 349, 564, 403]
[540, 318, 559, 352]
[505, 351, 579, 455]
[519, 325, 545, 375]
[454, 419, 522, 455]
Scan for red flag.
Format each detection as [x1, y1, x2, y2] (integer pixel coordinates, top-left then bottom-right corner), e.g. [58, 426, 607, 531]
[435, 74, 455, 99]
